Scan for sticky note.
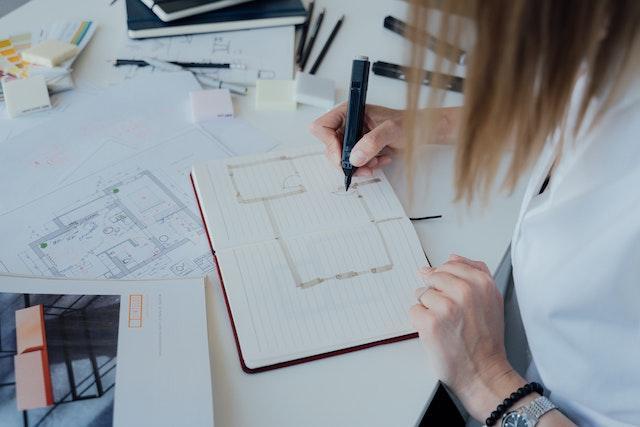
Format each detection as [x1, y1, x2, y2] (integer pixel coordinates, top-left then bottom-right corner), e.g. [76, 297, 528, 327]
[2, 75, 51, 118]
[255, 80, 296, 111]
[21, 40, 78, 67]
[295, 72, 335, 110]
[190, 88, 234, 122]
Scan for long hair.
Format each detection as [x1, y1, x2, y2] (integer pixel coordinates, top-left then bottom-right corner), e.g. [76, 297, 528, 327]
[405, 0, 640, 203]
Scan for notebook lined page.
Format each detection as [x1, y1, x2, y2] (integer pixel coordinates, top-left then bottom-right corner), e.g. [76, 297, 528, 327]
[192, 145, 428, 368]
[216, 218, 426, 368]
[193, 146, 407, 250]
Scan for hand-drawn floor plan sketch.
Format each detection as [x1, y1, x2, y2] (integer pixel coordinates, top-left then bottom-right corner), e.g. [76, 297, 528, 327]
[197, 147, 428, 363]
[118, 26, 293, 84]
[226, 151, 400, 289]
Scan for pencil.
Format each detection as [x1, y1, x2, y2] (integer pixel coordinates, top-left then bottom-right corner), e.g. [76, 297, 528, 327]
[113, 59, 245, 69]
[296, 0, 315, 65]
[299, 8, 326, 71]
[309, 15, 344, 75]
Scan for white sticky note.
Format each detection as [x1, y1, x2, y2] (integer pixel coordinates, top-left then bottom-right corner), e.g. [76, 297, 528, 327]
[2, 76, 51, 118]
[21, 40, 78, 67]
[255, 80, 296, 111]
[295, 72, 336, 110]
[190, 88, 234, 122]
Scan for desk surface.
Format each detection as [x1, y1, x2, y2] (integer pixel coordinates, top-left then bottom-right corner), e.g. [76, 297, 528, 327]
[1, 1, 526, 426]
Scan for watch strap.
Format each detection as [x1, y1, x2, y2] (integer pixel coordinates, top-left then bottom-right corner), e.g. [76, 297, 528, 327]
[523, 396, 557, 425]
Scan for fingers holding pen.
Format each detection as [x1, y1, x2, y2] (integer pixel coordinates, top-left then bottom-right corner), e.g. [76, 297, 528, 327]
[348, 119, 401, 167]
[353, 154, 393, 177]
[310, 102, 348, 168]
[310, 102, 403, 174]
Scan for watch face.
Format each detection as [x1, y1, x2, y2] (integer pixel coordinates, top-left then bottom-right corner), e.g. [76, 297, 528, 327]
[503, 412, 529, 427]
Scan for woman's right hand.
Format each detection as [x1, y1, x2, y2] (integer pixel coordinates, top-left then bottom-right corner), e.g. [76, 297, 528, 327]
[310, 103, 405, 177]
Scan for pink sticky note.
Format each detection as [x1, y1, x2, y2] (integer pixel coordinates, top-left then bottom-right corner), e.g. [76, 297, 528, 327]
[190, 88, 234, 122]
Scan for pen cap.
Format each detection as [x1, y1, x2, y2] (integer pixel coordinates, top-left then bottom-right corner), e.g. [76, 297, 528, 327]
[350, 56, 370, 87]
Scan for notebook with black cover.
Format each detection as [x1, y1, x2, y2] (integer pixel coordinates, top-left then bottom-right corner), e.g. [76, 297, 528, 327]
[127, 0, 306, 39]
[141, 0, 254, 22]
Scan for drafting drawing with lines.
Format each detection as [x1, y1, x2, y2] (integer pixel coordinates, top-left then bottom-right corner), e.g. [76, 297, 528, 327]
[191, 145, 428, 371]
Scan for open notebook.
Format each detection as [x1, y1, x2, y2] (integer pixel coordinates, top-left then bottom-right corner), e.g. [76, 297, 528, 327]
[191, 146, 428, 372]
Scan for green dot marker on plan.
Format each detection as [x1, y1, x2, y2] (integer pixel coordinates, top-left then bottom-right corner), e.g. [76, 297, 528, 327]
[40, 243, 47, 249]
[113, 188, 119, 193]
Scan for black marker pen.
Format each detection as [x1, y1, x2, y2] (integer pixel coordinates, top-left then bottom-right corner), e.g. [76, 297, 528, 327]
[341, 55, 370, 191]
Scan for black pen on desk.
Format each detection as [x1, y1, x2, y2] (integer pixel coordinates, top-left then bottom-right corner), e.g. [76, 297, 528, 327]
[342, 56, 370, 191]
[112, 59, 246, 70]
[309, 15, 344, 75]
[383, 16, 466, 65]
[299, 8, 325, 71]
[296, 0, 315, 65]
[372, 60, 464, 93]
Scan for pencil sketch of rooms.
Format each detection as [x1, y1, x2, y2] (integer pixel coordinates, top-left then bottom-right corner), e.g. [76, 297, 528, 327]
[226, 151, 403, 290]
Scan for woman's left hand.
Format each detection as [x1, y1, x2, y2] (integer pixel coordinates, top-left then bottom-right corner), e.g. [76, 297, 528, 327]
[410, 254, 526, 421]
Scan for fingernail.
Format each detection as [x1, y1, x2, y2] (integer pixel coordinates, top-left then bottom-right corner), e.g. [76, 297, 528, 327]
[349, 149, 367, 166]
[419, 266, 434, 274]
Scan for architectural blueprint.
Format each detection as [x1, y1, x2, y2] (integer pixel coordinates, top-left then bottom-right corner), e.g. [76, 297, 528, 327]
[0, 73, 203, 213]
[0, 122, 275, 280]
[118, 26, 295, 85]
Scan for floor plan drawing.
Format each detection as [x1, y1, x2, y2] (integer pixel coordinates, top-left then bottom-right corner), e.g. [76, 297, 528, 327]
[226, 151, 400, 289]
[21, 170, 208, 279]
[0, 120, 275, 280]
[194, 146, 429, 365]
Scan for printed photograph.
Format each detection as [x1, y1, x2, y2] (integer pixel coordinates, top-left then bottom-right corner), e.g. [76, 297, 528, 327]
[0, 293, 120, 427]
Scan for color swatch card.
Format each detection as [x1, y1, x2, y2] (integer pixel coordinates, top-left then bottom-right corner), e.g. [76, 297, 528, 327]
[191, 146, 428, 371]
[0, 21, 95, 84]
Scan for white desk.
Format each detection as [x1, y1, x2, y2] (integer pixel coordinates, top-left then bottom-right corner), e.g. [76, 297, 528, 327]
[1, 1, 526, 426]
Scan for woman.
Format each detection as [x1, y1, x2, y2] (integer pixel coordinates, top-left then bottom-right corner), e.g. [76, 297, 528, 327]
[311, 1, 640, 426]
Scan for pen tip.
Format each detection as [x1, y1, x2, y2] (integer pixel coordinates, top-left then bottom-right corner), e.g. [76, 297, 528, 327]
[344, 175, 352, 192]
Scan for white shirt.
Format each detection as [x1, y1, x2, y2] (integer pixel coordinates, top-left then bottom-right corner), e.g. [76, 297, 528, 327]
[511, 71, 640, 426]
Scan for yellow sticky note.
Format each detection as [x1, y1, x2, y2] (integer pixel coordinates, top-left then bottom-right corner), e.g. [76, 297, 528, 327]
[21, 40, 78, 67]
[255, 80, 297, 111]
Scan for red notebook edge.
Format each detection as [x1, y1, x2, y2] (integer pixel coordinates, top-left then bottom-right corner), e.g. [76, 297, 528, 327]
[189, 172, 419, 374]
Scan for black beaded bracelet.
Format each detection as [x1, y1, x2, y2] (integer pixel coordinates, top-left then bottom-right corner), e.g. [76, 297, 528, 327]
[485, 382, 544, 426]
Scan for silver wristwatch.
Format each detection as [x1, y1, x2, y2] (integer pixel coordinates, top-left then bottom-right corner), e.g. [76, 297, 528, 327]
[501, 396, 557, 427]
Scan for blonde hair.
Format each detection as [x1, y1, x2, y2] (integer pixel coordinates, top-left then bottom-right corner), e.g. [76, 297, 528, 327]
[405, 0, 640, 203]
